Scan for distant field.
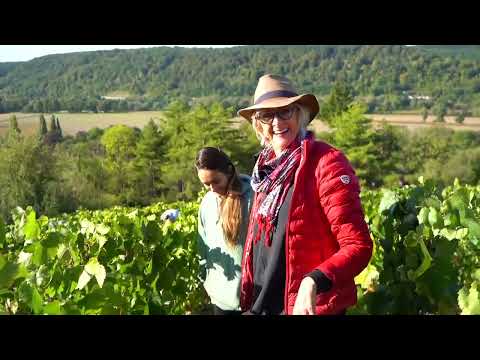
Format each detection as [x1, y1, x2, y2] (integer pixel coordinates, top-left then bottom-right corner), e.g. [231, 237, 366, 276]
[366, 114, 480, 132]
[2, 112, 480, 138]
[0, 112, 164, 137]
[309, 113, 480, 133]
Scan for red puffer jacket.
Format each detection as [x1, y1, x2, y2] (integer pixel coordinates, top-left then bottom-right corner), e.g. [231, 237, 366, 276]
[240, 136, 373, 315]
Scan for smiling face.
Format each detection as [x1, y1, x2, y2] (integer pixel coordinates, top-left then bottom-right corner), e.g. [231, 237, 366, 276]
[255, 105, 301, 155]
[197, 168, 230, 196]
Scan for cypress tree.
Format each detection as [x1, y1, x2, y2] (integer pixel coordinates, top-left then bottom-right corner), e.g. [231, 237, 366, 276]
[38, 114, 48, 139]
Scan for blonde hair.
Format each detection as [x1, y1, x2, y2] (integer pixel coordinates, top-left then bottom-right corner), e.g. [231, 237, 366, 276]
[219, 177, 242, 248]
[251, 104, 310, 146]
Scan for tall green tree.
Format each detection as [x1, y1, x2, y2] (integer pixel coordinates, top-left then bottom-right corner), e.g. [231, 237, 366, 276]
[423, 147, 480, 186]
[455, 111, 466, 124]
[49, 115, 57, 132]
[130, 119, 165, 204]
[433, 102, 447, 122]
[38, 114, 48, 140]
[228, 120, 262, 175]
[0, 136, 72, 222]
[45, 115, 62, 145]
[329, 103, 383, 187]
[422, 107, 429, 122]
[56, 141, 111, 210]
[399, 127, 454, 183]
[7, 115, 21, 141]
[159, 101, 241, 201]
[56, 117, 63, 138]
[319, 81, 354, 126]
[100, 125, 138, 203]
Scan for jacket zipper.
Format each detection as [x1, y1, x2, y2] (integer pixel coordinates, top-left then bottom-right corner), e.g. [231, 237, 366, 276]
[284, 140, 309, 314]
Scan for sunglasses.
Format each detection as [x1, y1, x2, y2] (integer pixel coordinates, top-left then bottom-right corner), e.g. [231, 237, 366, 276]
[253, 106, 298, 124]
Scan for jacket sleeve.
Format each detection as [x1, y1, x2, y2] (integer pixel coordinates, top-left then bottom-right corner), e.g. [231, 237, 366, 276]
[314, 149, 373, 289]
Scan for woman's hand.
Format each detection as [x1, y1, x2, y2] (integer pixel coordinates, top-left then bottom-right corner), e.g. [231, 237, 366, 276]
[293, 277, 317, 315]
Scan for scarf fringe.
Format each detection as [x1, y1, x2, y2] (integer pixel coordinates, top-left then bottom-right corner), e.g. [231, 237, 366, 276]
[253, 215, 275, 247]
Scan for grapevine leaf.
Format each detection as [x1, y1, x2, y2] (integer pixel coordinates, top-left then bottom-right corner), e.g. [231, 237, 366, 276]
[77, 270, 92, 290]
[24, 210, 40, 241]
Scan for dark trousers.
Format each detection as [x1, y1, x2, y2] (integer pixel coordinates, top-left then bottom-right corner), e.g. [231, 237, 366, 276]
[212, 305, 242, 316]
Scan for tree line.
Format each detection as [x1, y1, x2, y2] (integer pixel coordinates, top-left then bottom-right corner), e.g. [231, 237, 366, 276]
[1, 45, 480, 116]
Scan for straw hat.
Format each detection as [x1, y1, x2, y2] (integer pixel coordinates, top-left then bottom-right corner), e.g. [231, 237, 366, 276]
[237, 74, 319, 123]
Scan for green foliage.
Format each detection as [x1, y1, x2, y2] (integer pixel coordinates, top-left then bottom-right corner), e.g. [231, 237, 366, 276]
[101, 125, 138, 161]
[130, 119, 165, 204]
[100, 125, 138, 203]
[9, 115, 20, 132]
[230, 121, 262, 175]
[0, 102, 261, 223]
[0, 217, 5, 248]
[423, 147, 480, 186]
[0, 202, 208, 315]
[158, 101, 247, 201]
[43, 115, 63, 145]
[458, 282, 480, 315]
[351, 180, 480, 315]
[328, 103, 397, 187]
[38, 114, 47, 139]
[319, 81, 354, 126]
[455, 111, 466, 124]
[432, 102, 447, 122]
[419, 45, 480, 60]
[2, 45, 480, 113]
[395, 128, 480, 187]
[49, 115, 57, 132]
[56, 118, 63, 138]
[330, 104, 376, 184]
[2, 180, 478, 315]
[422, 107, 429, 122]
[0, 136, 73, 222]
[398, 128, 451, 183]
[6, 115, 21, 141]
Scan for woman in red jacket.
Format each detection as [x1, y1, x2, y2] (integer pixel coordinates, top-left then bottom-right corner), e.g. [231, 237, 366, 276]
[237, 74, 373, 315]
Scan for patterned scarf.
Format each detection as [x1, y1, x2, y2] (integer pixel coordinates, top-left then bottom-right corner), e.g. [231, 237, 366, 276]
[249, 134, 306, 247]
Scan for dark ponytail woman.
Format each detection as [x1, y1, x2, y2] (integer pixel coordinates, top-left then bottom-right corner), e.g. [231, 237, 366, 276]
[196, 147, 253, 315]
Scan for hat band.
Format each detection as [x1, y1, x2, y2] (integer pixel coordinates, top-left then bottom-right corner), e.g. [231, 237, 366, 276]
[254, 90, 298, 105]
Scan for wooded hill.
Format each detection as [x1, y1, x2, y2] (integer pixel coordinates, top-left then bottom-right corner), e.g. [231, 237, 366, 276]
[1, 45, 480, 115]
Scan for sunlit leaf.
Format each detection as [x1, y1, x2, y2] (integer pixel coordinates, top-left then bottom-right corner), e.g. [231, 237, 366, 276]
[77, 270, 92, 290]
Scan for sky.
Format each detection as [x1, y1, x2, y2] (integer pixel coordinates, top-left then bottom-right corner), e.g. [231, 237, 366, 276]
[0, 45, 241, 62]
